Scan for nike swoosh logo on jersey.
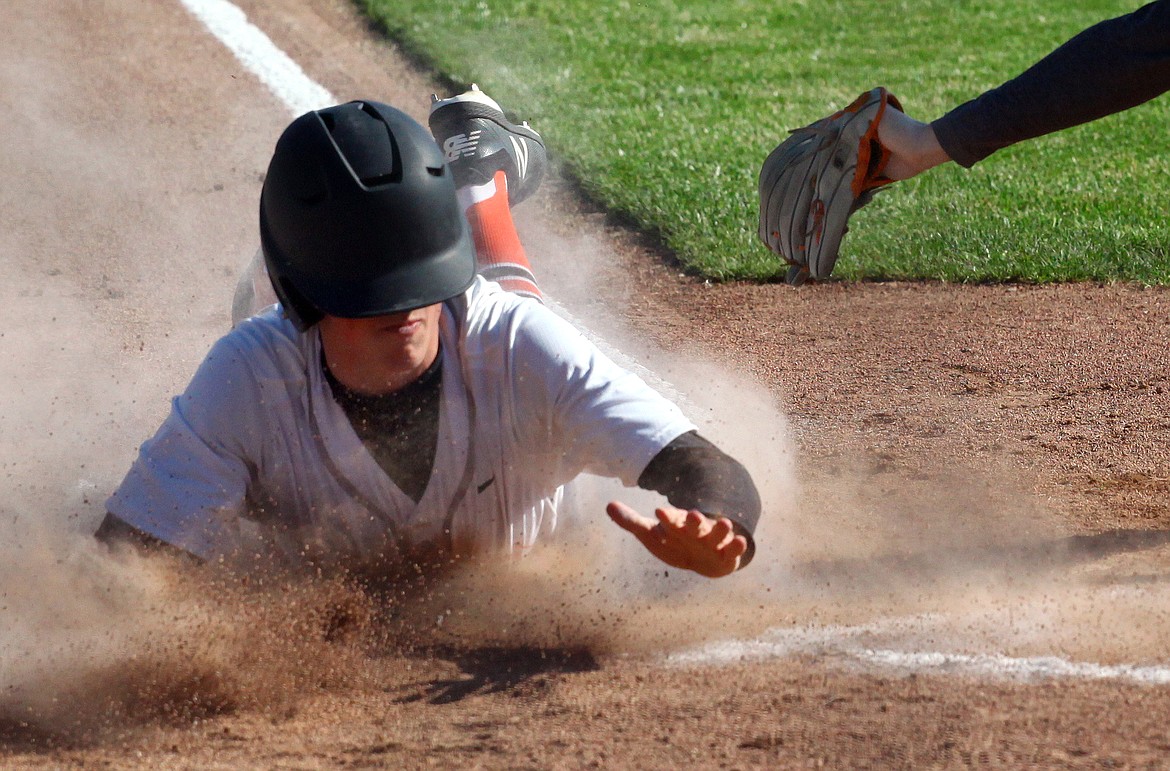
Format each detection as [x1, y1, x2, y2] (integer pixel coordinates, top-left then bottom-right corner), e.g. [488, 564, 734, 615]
[477, 476, 495, 493]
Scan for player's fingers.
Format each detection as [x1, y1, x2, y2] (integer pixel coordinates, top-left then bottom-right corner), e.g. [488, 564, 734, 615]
[607, 501, 657, 537]
[656, 508, 704, 537]
[655, 506, 687, 532]
[683, 509, 706, 538]
[702, 517, 735, 549]
[723, 534, 749, 560]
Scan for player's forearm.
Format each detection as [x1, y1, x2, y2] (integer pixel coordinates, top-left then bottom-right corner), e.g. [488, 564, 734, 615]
[637, 430, 761, 566]
[932, 0, 1170, 167]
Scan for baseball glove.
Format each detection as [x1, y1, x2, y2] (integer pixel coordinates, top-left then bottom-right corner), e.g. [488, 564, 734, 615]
[758, 87, 902, 285]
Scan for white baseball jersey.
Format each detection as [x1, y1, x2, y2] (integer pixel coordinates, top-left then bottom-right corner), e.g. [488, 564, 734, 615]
[108, 277, 695, 568]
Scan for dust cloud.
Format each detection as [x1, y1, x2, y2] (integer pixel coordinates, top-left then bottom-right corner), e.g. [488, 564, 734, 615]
[509, 202, 1170, 675]
[1, 148, 1166, 750]
[0, 526, 380, 743]
[0, 43, 283, 743]
[0, 182, 801, 745]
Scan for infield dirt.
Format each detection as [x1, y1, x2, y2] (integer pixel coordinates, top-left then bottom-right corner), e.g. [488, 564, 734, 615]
[2, 0, 1169, 768]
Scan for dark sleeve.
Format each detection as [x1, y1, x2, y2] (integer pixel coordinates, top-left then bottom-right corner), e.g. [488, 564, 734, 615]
[932, 0, 1170, 167]
[94, 512, 203, 564]
[636, 430, 761, 567]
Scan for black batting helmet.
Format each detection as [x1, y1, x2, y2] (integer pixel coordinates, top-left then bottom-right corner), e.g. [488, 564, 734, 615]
[259, 100, 475, 330]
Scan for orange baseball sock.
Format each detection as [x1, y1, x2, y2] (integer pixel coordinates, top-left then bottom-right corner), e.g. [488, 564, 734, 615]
[458, 170, 542, 302]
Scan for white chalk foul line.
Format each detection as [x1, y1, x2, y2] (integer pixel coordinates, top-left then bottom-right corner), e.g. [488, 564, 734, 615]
[859, 649, 1170, 685]
[179, 0, 1170, 688]
[177, 0, 334, 115]
[669, 616, 1170, 686]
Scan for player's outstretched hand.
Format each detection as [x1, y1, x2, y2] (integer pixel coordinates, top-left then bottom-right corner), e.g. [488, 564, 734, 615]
[606, 501, 747, 578]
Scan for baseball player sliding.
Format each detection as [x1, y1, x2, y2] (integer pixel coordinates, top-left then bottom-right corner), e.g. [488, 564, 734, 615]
[96, 88, 761, 579]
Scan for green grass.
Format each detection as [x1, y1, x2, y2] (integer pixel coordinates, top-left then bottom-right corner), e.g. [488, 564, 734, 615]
[359, 0, 1170, 284]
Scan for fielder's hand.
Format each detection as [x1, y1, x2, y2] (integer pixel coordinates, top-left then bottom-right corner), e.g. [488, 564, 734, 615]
[758, 86, 902, 285]
[606, 501, 747, 578]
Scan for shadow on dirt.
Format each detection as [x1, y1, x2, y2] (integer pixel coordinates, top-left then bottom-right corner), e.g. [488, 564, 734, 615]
[399, 645, 600, 705]
[1057, 528, 1170, 562]
[0, 720, 65, 755]
[792, 527, 1170, 592]
[0, 667, 238, 754]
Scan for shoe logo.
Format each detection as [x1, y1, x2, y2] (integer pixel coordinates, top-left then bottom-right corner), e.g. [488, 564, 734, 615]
[509, 135, 528, 179]
[476, 476, 496, 494]
[443, 130, 482, 161]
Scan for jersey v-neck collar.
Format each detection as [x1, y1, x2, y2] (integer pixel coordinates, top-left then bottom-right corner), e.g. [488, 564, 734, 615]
[305, 309, 474, 549]
[322, 347, 442, 503]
